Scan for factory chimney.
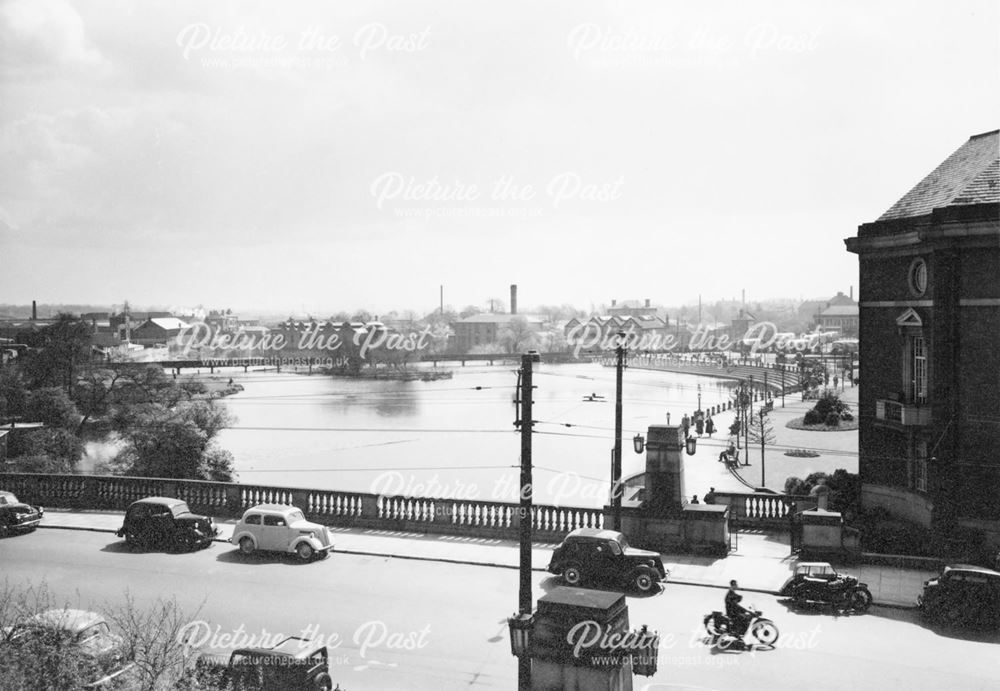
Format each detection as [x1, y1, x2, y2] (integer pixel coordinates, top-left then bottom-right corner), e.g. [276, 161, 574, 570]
[510, 284, 517, 315]
[31, 300, 36, 321]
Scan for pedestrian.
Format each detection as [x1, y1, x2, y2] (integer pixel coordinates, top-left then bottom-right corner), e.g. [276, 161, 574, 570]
[681, 413, 691, 437]
[704, 487, 716, 504]
[695, 417, 704, 437]
[706, 416, 715, 436]
[691, 495, 700, 504]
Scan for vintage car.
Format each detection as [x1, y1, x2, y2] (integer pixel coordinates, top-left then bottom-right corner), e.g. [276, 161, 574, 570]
[194, 636, 337, 690]
[0, 490, 44, 536]
[547, 528, 669, 593]
[918, 563, 1000, 627]
[778, 561, 872, 611]
[1, 608, 134, 687]
[230, 504, 335, 561]
[116, 497, 219, 551]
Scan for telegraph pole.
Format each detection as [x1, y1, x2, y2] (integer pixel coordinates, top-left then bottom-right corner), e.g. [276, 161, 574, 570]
[516, 351, 538, 691]
[612, 331, 626, 530]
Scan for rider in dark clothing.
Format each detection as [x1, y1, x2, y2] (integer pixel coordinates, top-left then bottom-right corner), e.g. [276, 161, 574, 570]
[725, 580, 752, 636]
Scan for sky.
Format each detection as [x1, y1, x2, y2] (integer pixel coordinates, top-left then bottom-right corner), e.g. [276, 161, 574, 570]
[1, 0, 998, 316]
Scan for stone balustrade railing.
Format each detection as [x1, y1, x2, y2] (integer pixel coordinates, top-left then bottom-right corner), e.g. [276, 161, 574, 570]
[0, 473, 602, 544]
[713, 491, 816, 527]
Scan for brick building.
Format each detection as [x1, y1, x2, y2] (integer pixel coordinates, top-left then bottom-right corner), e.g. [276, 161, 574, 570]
[845, 130, 1000, 540]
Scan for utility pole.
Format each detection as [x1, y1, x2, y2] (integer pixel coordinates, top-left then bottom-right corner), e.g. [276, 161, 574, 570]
[759, 408, 767, 487]
[516, 351, 538, 691]
[612, 331, 626, 530]
[745, 375, 754, 466]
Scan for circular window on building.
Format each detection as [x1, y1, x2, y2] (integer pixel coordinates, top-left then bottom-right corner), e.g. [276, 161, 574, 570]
[908, 258, 928, 296]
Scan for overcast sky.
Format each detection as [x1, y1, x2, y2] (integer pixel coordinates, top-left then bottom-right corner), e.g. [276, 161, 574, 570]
[1, 0, 997, 316]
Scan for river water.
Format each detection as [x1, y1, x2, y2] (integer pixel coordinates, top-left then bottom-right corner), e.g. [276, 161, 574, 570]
[203, 362, 742, 508]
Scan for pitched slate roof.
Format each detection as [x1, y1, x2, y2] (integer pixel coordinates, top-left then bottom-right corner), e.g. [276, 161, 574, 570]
[878, 130, 999, 221]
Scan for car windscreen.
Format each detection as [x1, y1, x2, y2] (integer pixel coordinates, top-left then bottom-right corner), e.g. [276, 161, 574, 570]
[171, 502, 193, 517]
[287, 510, 305, 523]
[615, 534, 629, 551]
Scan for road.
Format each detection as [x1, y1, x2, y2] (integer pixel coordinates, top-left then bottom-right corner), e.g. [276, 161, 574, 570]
[2, 530, 999, 690]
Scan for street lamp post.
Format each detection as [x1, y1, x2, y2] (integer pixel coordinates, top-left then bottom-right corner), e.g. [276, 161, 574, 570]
[612, 330, 626, 530]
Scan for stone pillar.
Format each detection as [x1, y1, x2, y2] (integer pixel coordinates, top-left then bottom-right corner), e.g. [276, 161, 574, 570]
[642, 425, 686, 516]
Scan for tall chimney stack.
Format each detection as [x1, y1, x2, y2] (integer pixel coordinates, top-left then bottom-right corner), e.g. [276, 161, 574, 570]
[31, 300, 36, 321]
[850, 285, 854, 300]
[510, 284, 517, 315]
[440, 285, 444, 315]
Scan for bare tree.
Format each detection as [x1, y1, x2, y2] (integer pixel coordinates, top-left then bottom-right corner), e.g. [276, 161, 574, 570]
[748, 409, 777, 485]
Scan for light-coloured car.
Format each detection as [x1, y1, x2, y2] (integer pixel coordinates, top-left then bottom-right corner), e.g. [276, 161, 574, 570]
[230, 504, 334, 561]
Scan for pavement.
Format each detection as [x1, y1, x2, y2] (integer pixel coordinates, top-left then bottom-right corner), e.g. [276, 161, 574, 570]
[37, 507, 936, 609]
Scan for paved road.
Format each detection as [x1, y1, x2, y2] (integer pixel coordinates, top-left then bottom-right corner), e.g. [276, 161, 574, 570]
[3, 530, 998, 690]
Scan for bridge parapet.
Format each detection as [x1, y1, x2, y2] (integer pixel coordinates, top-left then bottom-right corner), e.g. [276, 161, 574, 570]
[0, 473, 602, 543]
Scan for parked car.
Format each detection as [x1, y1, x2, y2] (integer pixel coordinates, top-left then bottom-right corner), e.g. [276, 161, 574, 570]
[194, 636, 337, 690]
[547, 528, 668, 593]
[918, 563, 1000, 627]
[778, 561, 872, 612]
[116, 497, 218, 551]
[230, 504, 334, 561]
[0, 490, 44, 536]
[1, 608, 134, 687]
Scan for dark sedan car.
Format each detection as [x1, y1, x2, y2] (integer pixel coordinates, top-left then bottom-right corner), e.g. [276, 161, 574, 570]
[0, 490, 44, 537]
[116, 497, 218, 551]
[918, 563, 1000, 628]
[547, 528, 669, 593]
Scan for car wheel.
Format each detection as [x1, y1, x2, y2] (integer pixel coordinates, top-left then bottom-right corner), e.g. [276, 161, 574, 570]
[239, 537, 256, 555]
[849, 590, 871, 613]
[313, 672, 333, 691]
[0, 523, 8, 538]
[633, 569, 655, 593]
[124, 531, 139, 547]
[176, 533, 199, 552]
[562, 563, 583, 586]
[296, 542, 315, 562]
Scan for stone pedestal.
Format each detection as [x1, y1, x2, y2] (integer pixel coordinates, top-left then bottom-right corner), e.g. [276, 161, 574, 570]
[800, 509, 844, 558]
[642, 425, 686, 516]
[530, 587, 632, 691]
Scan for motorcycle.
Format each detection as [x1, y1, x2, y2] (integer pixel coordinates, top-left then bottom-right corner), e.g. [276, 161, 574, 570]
[779, 562, 872, 613]
[703, 606, 779, 650]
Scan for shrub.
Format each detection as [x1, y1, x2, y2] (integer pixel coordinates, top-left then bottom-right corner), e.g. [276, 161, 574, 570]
[803, 410, 823, 425]
[825, 412, 840, 427]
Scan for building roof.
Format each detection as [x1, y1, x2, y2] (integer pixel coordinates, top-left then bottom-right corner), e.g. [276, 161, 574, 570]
[455, 313, 543, 325]
[878, 130, 999, 221]
[141, 317, 190, 330]
[819, 305, 859, 317]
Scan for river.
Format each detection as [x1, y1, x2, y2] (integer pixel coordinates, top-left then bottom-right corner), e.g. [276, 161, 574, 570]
[201, 362, 742, 508]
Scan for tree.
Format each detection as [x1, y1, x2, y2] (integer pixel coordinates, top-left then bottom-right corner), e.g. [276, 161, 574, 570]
[498, 316, 537, 354]
[21, 313, 92, 393]
[0, 365, 28, 420]
[109, 401, 236, 481]
[748, 409, 777, 477]
[24, 387, 80, 430]
[6, 429, 84, 472]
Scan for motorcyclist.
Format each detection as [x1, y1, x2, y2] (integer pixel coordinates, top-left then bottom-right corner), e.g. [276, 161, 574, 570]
[725, 579, 753, 636]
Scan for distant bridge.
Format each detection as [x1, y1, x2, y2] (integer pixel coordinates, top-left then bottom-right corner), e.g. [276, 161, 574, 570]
[99, 351, 583, 373]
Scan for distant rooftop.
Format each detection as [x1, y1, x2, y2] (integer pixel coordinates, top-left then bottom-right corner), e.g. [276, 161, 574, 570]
[878, 130, 999, 221]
